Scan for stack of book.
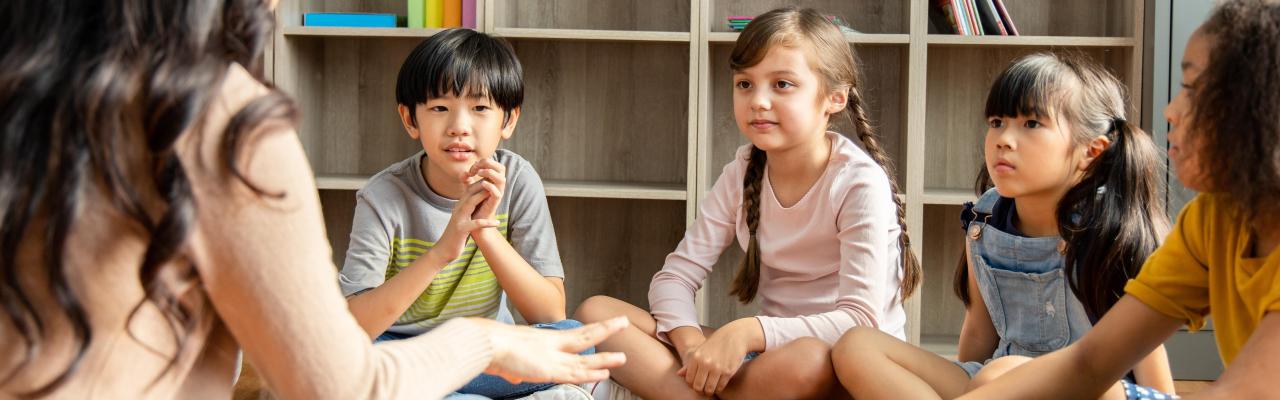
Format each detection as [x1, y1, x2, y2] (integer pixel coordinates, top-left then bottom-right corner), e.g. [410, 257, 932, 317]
[930, 0, 1018, 36]
[300, 0, 477, 29]
[727, 15, 753, 31]
[408, 0, 477, 29]
[726, 15, 858, 33]
[303, 13, 397, 28]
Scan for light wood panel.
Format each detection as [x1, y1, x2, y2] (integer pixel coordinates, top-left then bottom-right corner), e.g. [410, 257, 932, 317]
[920, 204, 968, 338]
[709, 0, 908, 34]
[503, 40, 690, 185]
[493, 0, 691, 32]
[997, 0, 1135, 37]
[549, 198, 686, 318]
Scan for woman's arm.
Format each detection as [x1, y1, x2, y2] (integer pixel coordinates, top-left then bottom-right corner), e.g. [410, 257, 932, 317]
[957, 296, 1183, 400]
[1132, 344, 1175, 394]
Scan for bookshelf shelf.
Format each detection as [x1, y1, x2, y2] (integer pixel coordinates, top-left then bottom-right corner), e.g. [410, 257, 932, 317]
[281, 26, 449, 38]
[706, 31, 910, 44]
[492, 27, 690, 43]
[923, 188, 976, 205]
[926, 35, 1137, 48]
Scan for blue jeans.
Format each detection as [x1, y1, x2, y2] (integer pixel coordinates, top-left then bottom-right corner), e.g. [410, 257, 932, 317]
[376, 319, 592, 400]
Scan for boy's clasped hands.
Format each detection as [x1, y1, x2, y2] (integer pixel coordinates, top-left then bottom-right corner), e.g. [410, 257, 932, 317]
[436, 158, 507, 261]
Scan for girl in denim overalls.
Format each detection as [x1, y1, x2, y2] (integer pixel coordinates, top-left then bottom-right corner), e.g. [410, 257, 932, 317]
[832, 53, 1177, 400]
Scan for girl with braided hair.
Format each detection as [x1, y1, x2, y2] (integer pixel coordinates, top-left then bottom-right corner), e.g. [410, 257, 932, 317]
[575, 7, 919, 399]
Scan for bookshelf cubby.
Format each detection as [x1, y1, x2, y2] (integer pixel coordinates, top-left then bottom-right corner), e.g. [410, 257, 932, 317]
[272, 0, 1145, 356]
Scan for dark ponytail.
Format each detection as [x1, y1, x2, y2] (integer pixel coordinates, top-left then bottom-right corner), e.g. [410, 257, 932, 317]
[1059, 118, 1165, 321]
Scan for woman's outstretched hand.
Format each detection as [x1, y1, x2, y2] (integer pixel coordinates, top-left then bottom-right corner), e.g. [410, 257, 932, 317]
[480, 316, 629, 384]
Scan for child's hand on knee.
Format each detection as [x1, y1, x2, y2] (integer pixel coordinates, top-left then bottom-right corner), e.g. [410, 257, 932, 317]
[676, 333, 748, 396]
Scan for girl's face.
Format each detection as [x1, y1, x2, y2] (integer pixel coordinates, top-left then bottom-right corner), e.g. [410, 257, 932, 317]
[1164, 30, 1212, 191]
[732, 45, 846, 153]
[985, 112, 1089, 199]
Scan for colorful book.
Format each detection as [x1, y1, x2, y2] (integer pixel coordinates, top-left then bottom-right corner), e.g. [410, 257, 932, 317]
[993, 0, 1018, 35]
[952, 0, 971, 35]
[965, 0, 984, 35]
[408, 0, 425, 28]
[443, 0, 462, 28]
[303, 13, 397, 28]
[426, 0, 444, 28]
[928, 0, 958, 34]
[977, 0, 1007, 35]
[462, 0, 477, 28]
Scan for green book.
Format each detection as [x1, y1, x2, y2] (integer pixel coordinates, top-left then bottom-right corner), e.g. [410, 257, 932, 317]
[408, 0, 424, 28]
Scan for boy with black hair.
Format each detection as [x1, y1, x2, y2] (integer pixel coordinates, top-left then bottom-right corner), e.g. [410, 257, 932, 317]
[338, 28, 577, 399]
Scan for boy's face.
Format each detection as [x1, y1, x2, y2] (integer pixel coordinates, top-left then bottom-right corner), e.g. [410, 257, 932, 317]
[398, 91, 519, 183]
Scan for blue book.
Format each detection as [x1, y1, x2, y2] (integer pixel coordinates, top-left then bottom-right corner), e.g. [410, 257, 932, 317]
[303, 13, 397, 28]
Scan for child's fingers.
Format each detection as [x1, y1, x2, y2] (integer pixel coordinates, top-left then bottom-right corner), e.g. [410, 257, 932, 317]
[692, 366, 711, 395]
[676, 365, 686, 377]
[481, 181, 502, 199]
[570, 352, 627, 373]
[469, 158, 500, 175]
[477, 168, 506, 187]
[714, 371, 732, 394]
[562, 316, 627, 353]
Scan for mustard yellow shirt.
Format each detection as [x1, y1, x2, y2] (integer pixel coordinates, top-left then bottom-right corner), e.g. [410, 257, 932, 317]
[1125, 193, 1280, 366]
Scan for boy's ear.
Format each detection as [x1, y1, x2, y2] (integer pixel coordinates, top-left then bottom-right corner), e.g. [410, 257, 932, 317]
[825, 89, 849, 115]
[398, 104, 420, 139]
[1079, 134, 1112, 170]
[500, 106, 521, 140]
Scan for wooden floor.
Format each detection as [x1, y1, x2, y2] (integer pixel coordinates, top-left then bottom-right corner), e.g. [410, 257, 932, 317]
[231, 362, 1214, 399]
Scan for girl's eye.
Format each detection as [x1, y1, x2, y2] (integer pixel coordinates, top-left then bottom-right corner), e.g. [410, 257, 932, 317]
[429, 106, 448, 112]
[735, 80, 751, 90]
[1024, 120, 1041, 129]
[774, 80, 794, 89]
[988, 118, 1003, 128]
[473, 105, 490, 112]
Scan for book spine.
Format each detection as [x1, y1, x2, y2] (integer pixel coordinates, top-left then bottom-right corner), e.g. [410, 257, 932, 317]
[408, 0, 425, 28]
[426, 0, 444, 28]
[443, 0, 462, 28]
[993, 0, 1018, 36]
[462, 0, 477, 29]
[966, 0, 984, 35]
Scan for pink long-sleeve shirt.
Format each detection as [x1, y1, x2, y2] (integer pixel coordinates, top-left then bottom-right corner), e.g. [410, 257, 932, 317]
[649, 132, 906, 351]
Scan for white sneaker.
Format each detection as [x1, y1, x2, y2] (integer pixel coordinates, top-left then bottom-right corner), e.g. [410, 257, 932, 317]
[585, 379, 641, 400]
[521, 383, 593, 400]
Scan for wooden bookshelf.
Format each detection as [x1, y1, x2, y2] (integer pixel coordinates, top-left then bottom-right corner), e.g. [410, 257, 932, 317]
[272, 0, 1145, 351]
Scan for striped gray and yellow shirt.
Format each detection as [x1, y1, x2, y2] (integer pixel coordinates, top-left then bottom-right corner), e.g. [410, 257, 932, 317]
[338, 149, 563, 335]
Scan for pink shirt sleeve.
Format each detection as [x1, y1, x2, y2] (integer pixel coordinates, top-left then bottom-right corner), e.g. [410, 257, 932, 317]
[754, 161, 899, 349]
[648, 159, 743, 343]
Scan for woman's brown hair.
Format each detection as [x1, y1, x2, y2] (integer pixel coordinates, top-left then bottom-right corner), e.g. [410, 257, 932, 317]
[0, 0, 295, 394]
[1192, 0, 1280, 227]
[726, 7, 921, 304]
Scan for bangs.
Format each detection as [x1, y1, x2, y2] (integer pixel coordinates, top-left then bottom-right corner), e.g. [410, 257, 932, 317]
[984, 55, 1069, 119]
[396, 29, 523, 118]
[423, 36, 522, 109]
